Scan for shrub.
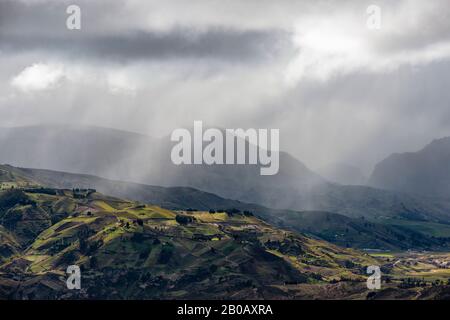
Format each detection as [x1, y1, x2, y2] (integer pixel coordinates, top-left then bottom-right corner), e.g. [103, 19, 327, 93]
[176, 214, 194, 225]
[0, 189, 32, 210]
[225, 208, 241, 216]
[157, 245, 174, 264]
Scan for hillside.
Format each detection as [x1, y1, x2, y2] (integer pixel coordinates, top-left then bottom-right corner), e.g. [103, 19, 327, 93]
[1, 169, 450, 299]
[0, 187, 382, 299]
[257, 211, 450, 251]
[3, 164, 450, 252]
[369, 137, 450, 198]
[5, 166, 450, 250]
[1, 164, 238, 211]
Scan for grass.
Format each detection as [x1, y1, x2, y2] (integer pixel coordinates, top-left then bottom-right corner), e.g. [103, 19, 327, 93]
[94, 201, 117, 212]
[382, 218, 450, 238]
[192, 212, 228, 222]
[0, 182, 20, 190]
[31, 216, 98, 250]
[406, 268, 450, 279]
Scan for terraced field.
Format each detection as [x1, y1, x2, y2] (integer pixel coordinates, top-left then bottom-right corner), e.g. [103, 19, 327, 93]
[0, 186, 385, 299]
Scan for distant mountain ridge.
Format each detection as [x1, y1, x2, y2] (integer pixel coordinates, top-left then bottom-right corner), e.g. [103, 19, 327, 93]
[3, 164, 450, 251]
[0, 124, 325, 193]
[2, 125, 450, 224]
[369, 137, 450, 198]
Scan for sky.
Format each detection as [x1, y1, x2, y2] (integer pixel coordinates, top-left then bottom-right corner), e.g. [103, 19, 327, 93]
[1, 0, 450, 174]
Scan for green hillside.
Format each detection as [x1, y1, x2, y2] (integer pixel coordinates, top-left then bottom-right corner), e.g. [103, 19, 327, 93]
[1, 168, 450, 299]
[3, 164, 450, 252]
[0, 187, 382, 299]
[255, 210, 450, 251]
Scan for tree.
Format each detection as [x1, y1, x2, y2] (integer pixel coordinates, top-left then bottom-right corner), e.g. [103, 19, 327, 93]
[79, 238, 88, 254]
[90, 256, 98, 269]
[176, 215, 193, 225]
[157, 245, 174, 264]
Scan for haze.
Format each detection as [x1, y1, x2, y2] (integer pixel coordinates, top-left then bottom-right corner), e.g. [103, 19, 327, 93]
[1, 0, 450, 175]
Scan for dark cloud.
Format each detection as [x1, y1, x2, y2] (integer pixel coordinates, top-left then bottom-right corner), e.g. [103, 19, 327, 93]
[0, 29, 289, 63]
[0, 0, 289, 63]
[1, 0, 450, 175]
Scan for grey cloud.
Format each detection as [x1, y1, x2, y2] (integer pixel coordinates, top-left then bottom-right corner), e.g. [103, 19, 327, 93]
[0, 0, 290, 63]
[1, 0, 450, 177]
[0, 29, 290, 63]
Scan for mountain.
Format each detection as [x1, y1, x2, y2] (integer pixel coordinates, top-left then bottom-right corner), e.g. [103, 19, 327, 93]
[0, 125, 325, 189]
[3, 164, 450, 251]
[0, 184, 381, 299]
[0, 125, 161, 184]
[369, 137, 450, 198]
[0, 125, 320, 207]
[0, 164, 241, 211]
[317, 163, 367, 185]
[2, 126, 450, 224]
[258, 210, 450, 251]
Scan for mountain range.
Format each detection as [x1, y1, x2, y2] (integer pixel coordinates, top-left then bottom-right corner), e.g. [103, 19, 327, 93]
[2, 125, 450, 223]
[3, 164, 450, 252]
[369, 137, 450, 199]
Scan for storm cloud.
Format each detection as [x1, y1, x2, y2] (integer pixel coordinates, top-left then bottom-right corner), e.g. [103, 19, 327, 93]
[1, 0, 450, 175]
